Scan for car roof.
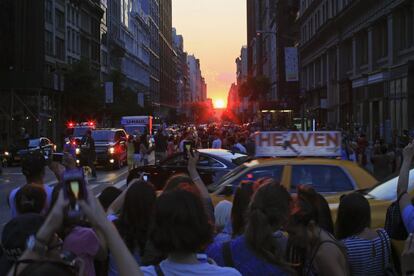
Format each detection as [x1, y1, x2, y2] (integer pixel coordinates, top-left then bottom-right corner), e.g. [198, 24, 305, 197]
[243, 157, 360, 168]
[93, 129, 124, 132]
[198, 149, 247, 160]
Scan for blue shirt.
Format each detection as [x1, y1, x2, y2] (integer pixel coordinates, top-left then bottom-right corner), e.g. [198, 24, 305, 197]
[342, 229, 391, 276]
[206, 235, 288, 276]
[402, 204, 414, 233]
[141, 258, 240, 276]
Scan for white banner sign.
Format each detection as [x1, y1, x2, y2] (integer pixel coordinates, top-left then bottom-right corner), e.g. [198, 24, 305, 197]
[284, 47, 299, 82]
[255, 131, 341, 157]
[105, 82, 113, 104]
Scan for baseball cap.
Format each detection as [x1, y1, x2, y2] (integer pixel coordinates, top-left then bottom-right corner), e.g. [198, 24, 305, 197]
[21, 151, 46, 177]
[0, 214, 45, 273]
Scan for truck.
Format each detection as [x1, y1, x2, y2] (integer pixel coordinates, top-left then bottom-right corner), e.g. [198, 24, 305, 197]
[121, 116, 153, 137]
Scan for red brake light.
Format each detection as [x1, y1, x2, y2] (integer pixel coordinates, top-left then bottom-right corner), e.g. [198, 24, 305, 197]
[68, 122, 74, 128]
[88, 121, 95, 127]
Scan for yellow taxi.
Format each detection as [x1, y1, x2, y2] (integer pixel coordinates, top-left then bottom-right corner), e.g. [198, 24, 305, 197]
[210, 157, 378, 204]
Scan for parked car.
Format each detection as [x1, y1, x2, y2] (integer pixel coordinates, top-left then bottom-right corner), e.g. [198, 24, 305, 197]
[17, 137, 56, 161]
[127, 149, 248, 190]
[88, 129, 128, 169]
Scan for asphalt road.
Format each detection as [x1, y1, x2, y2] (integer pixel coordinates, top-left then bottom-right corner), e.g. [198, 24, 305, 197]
[0, 165, 129, 234]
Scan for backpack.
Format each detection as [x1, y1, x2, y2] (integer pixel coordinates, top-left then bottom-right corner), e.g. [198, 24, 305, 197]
[384, 195, 408, 240]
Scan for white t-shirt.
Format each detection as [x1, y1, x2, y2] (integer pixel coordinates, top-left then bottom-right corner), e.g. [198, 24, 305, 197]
[212, 139, 222, 149]
[141, 259, 241, 276]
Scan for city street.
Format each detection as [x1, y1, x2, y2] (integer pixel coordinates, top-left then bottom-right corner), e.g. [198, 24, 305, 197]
[0, 166, 128, 233]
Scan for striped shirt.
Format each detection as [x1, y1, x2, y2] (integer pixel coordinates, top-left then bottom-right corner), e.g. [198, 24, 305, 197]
[342, 229, 391, 276]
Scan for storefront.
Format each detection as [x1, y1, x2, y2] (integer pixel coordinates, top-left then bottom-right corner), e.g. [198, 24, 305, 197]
[352, 61, 414, 143]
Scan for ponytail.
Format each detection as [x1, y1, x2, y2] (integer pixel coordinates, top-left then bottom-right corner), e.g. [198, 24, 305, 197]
[244, 181, 292, 271]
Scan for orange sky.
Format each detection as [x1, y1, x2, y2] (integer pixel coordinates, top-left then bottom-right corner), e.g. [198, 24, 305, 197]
[172, 0, 246, 107]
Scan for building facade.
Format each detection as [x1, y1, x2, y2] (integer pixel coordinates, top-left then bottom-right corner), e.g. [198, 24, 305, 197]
[299, 0, 414, 141]
[0, 0, 103, 144]
[246, 0, 300, 126]
[172, 28, 191, 117]
[119, 0, 151, 103]
[158, 0, 176, 117]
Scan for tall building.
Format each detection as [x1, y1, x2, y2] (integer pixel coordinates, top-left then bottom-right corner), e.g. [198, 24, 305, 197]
[148, 0, 160, 113]
[246, 0, 300, 125]
[0, 0, 103, 144]
[236, 46, 248, 86]
[159, 0, 176, 117]
[172, 28, 191, 116]
[119, 0, 151, 102]
[187, 55, 203, 102]
[298, 0, 414, 141]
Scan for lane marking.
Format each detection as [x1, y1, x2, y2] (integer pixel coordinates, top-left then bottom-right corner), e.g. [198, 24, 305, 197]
[114, 180, 126, 189]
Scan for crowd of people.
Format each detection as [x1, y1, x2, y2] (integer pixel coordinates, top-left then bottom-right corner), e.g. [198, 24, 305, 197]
[1, 133, 414, 275]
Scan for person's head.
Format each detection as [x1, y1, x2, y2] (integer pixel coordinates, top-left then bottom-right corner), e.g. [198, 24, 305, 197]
[288, 186, 332, 249]
[98, 186, 122, 211]
[214, 200, 232, 231]
[18, 261, 77, 276]
[163, 173, 197, 194]
[128, 135, 134, 143]
[86, 129, 92, 137]
[335, 193, 371, 240]
[0, 214, 45, 274]
[231, 181, 256, 236]
[15, 185, 47, 214]
[245, 180, 292, 269]
[151, 188, 213, 254]
[119, 179, 156, 251]
[21, 152, 46, 184]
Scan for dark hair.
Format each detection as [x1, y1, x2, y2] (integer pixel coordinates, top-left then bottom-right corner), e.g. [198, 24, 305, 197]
[19, 261, 76, 276]
[290, 185, 334, 234]
[245, 180, 292, 269]
[151, 189, 213, 254]
[21, 153, 45, 183]
[335, 193, 371, 240]
[163, 174, 197, 194]
[15, 185, 46, 214]
[98, 186, 122, 211]
[231, 180, 255, 237]
[116, 180, 156, 253]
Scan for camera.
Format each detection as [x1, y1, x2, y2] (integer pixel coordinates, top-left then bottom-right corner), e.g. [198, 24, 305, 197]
[63, 168, 88, 218]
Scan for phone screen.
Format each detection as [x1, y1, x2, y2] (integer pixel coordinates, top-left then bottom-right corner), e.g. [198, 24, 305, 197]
[70, 181, 80, 199]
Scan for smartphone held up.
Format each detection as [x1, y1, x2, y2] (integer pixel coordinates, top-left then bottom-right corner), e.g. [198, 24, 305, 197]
[63, 168, 88, 218]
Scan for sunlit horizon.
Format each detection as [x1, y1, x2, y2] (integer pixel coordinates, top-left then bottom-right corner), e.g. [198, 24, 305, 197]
[172, 0, 246, 107]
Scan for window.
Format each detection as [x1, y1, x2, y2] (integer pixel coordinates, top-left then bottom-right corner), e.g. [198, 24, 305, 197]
[396, 8, 414, 50]
[45, 0, 53, 23]
[163, 155, 186, 167]
[291, 165, 354, 193]
[67, 28, 71, 52]
[91, 42, 99, 61]
[56, 37, 65, 60]
[81, 10, 91, 33]
[101, 50, 108, 67]
[357, 31, 368, 66]
[232, 166, 283, 186]
[81, 37, 90, 58]
[56, 10, 65, 30]
[45, 31, 53, 55]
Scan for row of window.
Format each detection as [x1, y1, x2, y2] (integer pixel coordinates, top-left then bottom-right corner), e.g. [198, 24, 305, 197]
[45, 31, 65, 61]
[67, 27, 80, 55]
[301, 0, 353, 43]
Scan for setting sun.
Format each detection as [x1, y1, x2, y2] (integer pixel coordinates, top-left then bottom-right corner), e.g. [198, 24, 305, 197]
[214, 99, 225, 109]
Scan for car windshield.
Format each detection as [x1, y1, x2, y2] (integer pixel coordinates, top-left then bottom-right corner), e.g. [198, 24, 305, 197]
[92, 131, 115, 142]
[216, 164, 247, 184]
[124, 125, 146, 136]
[28, 139, 40, 148]
[367, 168, 414, 201]
[73, 127, 91, 137]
